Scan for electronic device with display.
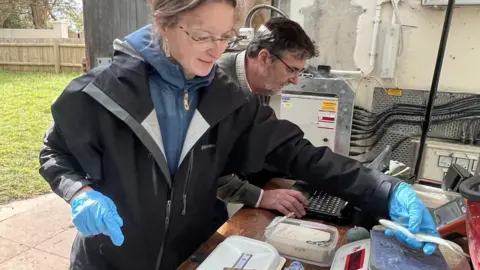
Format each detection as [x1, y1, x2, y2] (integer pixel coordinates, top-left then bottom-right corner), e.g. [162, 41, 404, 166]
[431, 197, 467, 227]
[331, 230, 451, 270]
[330, 239, 370, 270]
[430, 197, 467, 238]
[412, 184, 467, 238]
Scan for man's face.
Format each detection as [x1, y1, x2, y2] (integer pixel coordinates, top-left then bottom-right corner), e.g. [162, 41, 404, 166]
[260, 51, 305, 95]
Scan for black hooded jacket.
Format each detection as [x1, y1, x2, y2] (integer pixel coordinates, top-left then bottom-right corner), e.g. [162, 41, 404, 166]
[39, 39, 400, 270]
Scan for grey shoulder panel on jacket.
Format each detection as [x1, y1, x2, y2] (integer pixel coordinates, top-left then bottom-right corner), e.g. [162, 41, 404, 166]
[216, 52, 239, 81]
[60, 66, 107, 97]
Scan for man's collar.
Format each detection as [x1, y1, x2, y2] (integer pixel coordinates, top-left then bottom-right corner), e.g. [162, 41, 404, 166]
[235, 51, 252, 93]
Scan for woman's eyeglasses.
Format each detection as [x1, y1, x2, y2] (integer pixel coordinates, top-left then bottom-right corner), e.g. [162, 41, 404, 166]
[179, 26, 238, 49]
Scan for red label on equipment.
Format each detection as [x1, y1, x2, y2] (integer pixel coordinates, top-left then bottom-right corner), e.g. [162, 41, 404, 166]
[322, 116, 335, 122]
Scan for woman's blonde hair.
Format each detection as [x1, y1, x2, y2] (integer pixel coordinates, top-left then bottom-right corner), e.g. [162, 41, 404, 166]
[148, 0, 239, 54]
[150, 0, 238, 29]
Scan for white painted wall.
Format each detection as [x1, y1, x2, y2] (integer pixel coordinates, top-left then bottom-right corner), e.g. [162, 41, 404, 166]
[286, 0, 480, 109]
[0, 22, 68, 39]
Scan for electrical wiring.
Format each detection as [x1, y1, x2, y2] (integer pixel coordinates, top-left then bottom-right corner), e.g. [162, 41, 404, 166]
[354, 76, 389, 94]
[349, 151, 366, 157]
[354, 95, 480, 121]
[352, 107, 480, 133]
[351, 116, 480, 151]
[349, 95, 480, 160]
[351, 97, 480, 132]
[352, 112, 480, 138]
[465, 119, 480, 143]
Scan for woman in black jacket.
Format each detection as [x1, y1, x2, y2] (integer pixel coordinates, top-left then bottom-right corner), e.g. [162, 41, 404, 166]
[39, 0, 440, 269]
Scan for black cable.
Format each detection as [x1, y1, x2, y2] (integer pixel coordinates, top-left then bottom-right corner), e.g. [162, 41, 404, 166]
[353, 103, 480, 124]
[352, 110, 480, 136]
[352, 106, 480, 133]
[466, 119, 480, 144]
[354, 106, 371, 114]
[348, 151, 366, 157]
[350, 104, 480, 151]
[353, 101, 480, 126]
[351, 116, 480, 150]
[354, 95, 480, 120]
[414, 0, 457, 179]
[351, 111, 480, 136]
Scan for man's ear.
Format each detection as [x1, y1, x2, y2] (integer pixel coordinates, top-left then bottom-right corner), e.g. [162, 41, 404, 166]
[257, 49, 271, 66]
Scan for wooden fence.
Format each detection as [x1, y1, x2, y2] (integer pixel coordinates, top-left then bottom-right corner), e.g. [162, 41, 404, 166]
[0, 38, 86, 73]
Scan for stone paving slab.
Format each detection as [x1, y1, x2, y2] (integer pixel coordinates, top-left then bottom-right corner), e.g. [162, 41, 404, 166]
[0, 193, 74, 269]
[0, 237, 29, 264]
[0, 248, 69, 270]
[36, 227, 77, 259]
[0, 194, 72, 247]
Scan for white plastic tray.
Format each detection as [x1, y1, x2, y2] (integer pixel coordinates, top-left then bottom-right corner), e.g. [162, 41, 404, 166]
[264, 217, 339, 267]
[197, 235, 285, 270]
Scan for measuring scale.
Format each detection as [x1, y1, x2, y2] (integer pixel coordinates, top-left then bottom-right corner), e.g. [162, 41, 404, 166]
[330, 239, 371, 270]
[331, 230, 451, 270]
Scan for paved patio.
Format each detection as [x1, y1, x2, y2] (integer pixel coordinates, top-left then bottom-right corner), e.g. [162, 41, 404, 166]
[0, 193, 243, 269]
[0, 193, 74, 269]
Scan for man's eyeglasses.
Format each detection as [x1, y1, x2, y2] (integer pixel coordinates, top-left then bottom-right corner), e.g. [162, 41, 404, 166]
[179, 26, 237, 49]
[272, 54, 304, 76]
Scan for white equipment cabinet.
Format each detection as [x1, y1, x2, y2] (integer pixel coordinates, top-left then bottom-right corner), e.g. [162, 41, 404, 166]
[278, 93, 339, 151]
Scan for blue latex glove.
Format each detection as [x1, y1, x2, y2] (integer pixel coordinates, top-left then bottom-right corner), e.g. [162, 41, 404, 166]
[386, 182, 440, 255]
[71, 190, 124, 246]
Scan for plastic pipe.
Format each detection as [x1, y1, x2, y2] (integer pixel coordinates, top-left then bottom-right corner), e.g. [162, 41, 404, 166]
[330, 70, 363, 76]
[369, 0, 384, 67]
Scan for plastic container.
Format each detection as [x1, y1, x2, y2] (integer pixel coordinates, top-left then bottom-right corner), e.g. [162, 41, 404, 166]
[284, 261, 305, 270]
[459, 176, 480, 270]
[197, 235, 285, 270]
[264, 217, 339, 267]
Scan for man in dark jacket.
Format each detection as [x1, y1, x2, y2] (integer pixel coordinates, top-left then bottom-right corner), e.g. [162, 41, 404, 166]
[211, 17, 319, 232]
[39, 25, 439, 270]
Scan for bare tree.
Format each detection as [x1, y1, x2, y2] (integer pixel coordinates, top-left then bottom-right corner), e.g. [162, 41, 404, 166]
[30, 0, 50, 28]
[0, 0, 82, 29]
[0, 0, 30, 27]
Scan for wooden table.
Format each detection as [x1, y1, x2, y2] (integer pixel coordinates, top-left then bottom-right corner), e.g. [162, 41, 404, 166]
[178, 207, 350, 270]
[179, 179, 471, 270]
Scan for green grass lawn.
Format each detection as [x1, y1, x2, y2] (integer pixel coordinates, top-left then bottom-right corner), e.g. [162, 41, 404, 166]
[0, 71, 82, 204]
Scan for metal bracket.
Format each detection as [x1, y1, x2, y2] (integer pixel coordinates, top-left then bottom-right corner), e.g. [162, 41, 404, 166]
[96, 57, 112, 67]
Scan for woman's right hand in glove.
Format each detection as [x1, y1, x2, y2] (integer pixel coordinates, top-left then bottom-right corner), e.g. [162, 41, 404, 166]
[70, 187, 125, 246]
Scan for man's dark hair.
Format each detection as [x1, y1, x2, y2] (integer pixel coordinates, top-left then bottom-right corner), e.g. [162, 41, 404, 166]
[246, 17, 318, 60]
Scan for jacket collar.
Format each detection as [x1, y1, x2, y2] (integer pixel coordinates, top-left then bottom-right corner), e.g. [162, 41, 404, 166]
[93, 41, 252, 130]
[235, 51, 252, 93]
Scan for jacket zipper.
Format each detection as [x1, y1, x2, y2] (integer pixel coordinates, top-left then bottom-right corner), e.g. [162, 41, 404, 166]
[154, 149, 193, 268]
[183, 88, 189, 111]
[151, 154, 158, 197]
[155, 187, 174, 270]
[154, 86, 190, 268]
[182, 149, 194, 215]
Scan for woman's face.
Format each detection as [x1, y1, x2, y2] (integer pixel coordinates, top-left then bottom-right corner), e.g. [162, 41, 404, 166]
[160, 2, 236, 78]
